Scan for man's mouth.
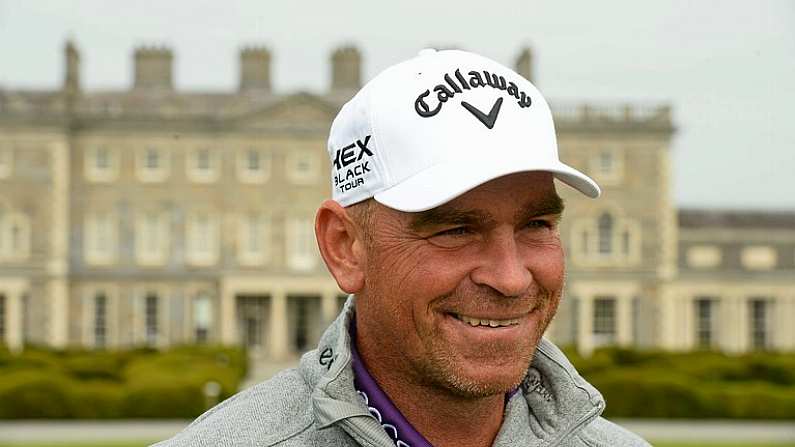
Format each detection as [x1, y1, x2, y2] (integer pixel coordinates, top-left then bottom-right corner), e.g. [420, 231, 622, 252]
[450, 313, 521, 328]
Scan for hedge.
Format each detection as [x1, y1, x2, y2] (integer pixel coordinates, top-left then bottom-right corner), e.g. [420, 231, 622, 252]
[0, 345, 247, 419]
[564, 347, 795, 419]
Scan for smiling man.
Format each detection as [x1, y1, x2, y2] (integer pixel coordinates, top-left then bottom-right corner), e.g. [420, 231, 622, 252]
[155, 49, 649, 447]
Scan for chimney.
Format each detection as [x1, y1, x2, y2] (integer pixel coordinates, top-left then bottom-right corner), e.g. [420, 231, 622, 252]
[63, 39, 81, 93]
[515, 47, 534, 84]
[330, 46, 361, 92]
[133, 46, 174, 90]
[239, 46, 272, 92]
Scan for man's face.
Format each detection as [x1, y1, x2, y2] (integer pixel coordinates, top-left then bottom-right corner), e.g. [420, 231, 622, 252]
[355, 171, 565, 398]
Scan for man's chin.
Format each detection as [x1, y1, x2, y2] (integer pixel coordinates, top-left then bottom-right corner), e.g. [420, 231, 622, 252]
[425, 355, 532, 399]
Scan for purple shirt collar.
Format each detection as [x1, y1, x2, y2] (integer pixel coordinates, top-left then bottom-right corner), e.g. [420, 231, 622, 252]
[349, 322, 519, 447]
[350, 324, 434, 447]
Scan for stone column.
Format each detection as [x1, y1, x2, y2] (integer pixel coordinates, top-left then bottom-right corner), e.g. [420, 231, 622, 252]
[48, 280, 69, 348]
[576, 296, 594, 356]
[616, 295, 633, 347]
[321, 289, 339, 325]
[219, 285, 237, 345]
[49, 139, 70, 348]
[723, 295, 745, 353]
[658, 287, 677, 350]
[5, 291, 23, 353]
[269, 289, 288, 360]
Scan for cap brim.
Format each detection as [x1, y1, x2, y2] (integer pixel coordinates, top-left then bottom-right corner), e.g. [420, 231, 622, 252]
[374, 157, 600, 212]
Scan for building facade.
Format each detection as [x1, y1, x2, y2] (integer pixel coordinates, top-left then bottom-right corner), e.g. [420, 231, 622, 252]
[0, 41, 793, 360]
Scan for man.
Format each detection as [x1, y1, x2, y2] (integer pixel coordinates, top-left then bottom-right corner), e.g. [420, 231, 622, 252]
[156, 49, 649, 446]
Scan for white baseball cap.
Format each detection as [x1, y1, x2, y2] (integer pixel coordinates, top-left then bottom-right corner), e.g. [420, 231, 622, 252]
[327, 48, 600, 212]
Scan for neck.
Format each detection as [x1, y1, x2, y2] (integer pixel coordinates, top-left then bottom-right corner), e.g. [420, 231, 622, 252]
[356, 331, 506, 447]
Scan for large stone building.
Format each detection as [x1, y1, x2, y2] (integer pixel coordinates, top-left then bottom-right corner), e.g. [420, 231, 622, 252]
[0, 41, 792, 361]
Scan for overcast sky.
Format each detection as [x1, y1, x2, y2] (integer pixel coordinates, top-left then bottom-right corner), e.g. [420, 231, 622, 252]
[1, 1, 793, 211]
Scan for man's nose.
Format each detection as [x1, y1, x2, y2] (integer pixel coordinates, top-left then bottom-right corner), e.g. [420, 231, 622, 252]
[469, 230, 532, 298]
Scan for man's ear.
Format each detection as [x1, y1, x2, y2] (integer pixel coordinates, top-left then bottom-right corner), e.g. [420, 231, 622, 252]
[315, 200, 366, 293]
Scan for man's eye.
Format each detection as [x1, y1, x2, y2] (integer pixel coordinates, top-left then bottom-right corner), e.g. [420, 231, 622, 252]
[525, 220, 553, 230]
[435, 227, 471, 237]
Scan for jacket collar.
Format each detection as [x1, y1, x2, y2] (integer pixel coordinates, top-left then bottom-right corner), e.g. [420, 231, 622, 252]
[303, 296, 605, 445]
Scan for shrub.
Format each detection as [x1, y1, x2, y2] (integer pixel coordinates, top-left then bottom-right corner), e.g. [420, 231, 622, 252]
[0, 345, 246, 419]
[0, 371, 77, 418]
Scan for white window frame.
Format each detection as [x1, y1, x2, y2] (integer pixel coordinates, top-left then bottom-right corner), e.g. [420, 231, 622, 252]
[84, 147, 119, 182]
[286, 216, 317, 271]
[136, 147, 170, 183]
[592, 296, 617, 347]
[185, 212, 219, 266]
[237, 148, 270, 184]
[135, 211, 170, 266]
[134, 287, 169, 348]
[286, 150, 319, 185]
[186, 148, 220, 183]
[192, 291, 214, 344]
[0, 147, 12, 178]
[81, 285, 118, 349]
[84, 211, 118, 266]
[237, 213, 271, 266]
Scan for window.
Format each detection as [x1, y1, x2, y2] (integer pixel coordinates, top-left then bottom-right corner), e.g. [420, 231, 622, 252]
[286, 217, 317, 271]
[145, 149, 159, 169]
[85, 147, 118, 182]
[286, 150, 318, 184]
[85, 212, 117, 265]
[136, 211, 170, 265]
[94, 292, 108, 348]
[694, 297, 717, 349]
[592, 297, 616, 346]
[186, 212, 219, 266]
[590, 148, 624, 184]
[193, 293, 212, 343]
[237, 149, 270, 183]
[597, 213, 614, 255]
[238, 214, 270, 265]
[136, 147, 170, 182]
[294, 299, 309, 352]
[1, 213, 31, 261]
[687, 245, 722, 269]
[0, 147, 12, 178]
[187, 149, 219, 183]
[144, 293, 159, 346]
[572, 211, 640, 266]
[741, 246, 777, 271]
[749, 298, 772, 350]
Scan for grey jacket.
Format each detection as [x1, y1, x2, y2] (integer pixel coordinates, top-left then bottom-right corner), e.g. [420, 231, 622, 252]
[155, 298, 649, 446]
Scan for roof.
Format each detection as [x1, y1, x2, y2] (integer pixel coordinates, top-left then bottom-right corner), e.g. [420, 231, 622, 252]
[679, 209, 795, 230]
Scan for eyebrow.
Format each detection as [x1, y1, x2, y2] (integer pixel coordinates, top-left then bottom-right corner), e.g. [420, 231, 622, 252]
[408, 194, 565, 232]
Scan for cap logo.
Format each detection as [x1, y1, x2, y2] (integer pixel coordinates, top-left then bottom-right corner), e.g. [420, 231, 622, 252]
[461, 97, 503, 129]
[333, 135, 375, 194]
[414, 68, 532, 122]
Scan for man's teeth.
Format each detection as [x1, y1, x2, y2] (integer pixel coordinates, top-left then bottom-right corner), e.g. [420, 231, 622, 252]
[456, 314, 520, 327]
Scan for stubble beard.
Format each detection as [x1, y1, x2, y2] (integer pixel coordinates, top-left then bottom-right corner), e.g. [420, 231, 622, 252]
[411, 287, 562, 399]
